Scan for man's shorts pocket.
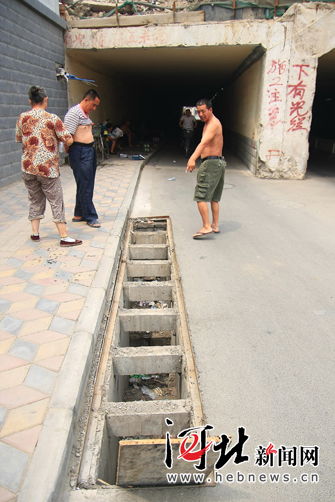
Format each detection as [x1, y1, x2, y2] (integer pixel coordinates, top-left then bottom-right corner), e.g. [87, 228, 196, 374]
[194, 182, 210, 199]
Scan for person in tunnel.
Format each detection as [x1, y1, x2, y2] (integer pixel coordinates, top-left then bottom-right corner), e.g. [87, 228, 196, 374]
[64, 89, 101, 228]
[186, 99, 225, 239]
[120, 120, 137, 148]
[105, 123, 123, 155]
[179, 108, 197, 148]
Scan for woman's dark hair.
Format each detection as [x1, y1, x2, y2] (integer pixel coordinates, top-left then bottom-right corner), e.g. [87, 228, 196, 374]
[28, 85, 47, 104]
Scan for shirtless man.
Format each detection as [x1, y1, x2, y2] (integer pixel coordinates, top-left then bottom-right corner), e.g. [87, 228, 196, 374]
[64, 89, 101, 228]
[186, 99, 225, 239]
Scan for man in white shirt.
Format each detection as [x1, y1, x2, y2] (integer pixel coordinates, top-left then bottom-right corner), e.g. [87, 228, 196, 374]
[179, 109, 197, 131]
[179, 109, 197, 150]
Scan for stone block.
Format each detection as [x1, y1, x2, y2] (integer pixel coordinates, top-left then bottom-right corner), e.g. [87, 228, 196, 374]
[9, 339, 39, 362]
[128, 244, 168, 260]
[24, 364, 57, 395]
[0, 315, 23, 336]
[127, 260, 171, 278]
[119, 308, 176, 332]
[113, 345, 183, 375]
[123, 281, 173, 302]
[0, 441, 29, 493]
[106, 400, 191, 437]
[131, 231, 167, 245]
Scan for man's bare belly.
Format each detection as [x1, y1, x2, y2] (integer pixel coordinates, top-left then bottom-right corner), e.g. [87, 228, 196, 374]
[200, 134, 223, 159]
[201, 143, 223, 158]
[73, 125, 94, 144]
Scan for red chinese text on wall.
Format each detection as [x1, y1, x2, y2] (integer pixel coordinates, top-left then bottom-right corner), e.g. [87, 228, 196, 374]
[287, 64, 310, 133]
[267, 59, 287, 127]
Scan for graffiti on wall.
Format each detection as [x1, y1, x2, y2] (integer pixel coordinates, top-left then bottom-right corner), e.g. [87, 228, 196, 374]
[287, 64, 310, 133]
[267, 59, 287, 128]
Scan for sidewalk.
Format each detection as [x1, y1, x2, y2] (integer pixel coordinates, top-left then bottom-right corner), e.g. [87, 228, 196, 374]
[0, 157, 142, 502]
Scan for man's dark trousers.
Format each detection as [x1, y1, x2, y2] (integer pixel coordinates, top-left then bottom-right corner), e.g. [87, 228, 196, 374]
[68, 142, 98, 223]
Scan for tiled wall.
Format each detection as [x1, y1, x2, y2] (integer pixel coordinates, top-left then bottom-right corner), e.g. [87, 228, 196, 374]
[0, 0, 68, 186]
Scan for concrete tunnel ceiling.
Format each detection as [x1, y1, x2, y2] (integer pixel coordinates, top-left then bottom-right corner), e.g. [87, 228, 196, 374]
[67, 45, 257, 99]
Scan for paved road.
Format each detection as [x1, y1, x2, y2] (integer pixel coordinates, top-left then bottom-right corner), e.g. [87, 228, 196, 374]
[127, 143, 335, 502]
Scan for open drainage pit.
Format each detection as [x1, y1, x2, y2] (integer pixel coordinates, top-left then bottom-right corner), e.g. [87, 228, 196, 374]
[73, 217, 215, 492]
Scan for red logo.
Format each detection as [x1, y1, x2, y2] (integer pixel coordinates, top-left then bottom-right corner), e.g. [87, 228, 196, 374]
[177, 433, 213, 462]
[266, 443, 278, 456]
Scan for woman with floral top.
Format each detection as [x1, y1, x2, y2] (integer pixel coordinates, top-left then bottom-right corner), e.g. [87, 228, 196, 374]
[16, 86, 82, 247]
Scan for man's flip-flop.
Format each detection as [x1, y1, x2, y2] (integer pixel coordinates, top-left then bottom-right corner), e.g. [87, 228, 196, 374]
[72, 217, 85, 222]
[193, 231, 213, 239]
[87, 220, 101, 228]
[213, 230, 220, 234]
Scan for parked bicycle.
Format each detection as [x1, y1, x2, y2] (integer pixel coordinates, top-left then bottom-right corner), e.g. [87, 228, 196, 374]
[93, 123, 110, 162]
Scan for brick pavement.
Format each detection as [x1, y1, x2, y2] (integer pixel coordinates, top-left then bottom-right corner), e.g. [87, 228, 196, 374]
[0, 158, 139, 501]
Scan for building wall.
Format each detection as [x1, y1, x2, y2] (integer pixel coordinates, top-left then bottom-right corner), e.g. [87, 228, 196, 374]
[66, 57, 142, 127]
[0, 0, 67, 186]
[36, 0, 59, 15]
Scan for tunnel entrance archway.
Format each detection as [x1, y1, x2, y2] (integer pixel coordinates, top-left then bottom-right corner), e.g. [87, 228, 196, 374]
[307, 49, 335, 179]
[65, 4, 335, 179]
[66, 44, 260, 143]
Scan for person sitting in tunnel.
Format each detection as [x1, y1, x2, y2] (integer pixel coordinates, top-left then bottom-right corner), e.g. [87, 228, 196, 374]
[120, 120, 138, 148]
[105, 123, 123, 155]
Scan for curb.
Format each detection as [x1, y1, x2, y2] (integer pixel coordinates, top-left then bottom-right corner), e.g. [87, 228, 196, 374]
[18, 155, 149, 502]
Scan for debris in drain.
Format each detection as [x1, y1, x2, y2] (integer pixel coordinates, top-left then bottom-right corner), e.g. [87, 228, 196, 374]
[133, 277, 167, 282]
[124, 373, 177, 401]
[130, 374, 150, 381]
[131, 300, 169, 309]
[129, 330, 172, 347]
[141, 386, 156, 399]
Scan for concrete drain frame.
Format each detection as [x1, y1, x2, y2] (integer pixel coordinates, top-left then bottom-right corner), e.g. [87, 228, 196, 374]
[74, 216, 218, 491]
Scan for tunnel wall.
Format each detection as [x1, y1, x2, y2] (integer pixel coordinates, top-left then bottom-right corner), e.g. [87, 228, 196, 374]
[218, 58, 264, 173]
[66, 57, 141, 127]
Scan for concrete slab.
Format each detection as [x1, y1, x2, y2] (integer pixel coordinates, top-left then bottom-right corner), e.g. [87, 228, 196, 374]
[106, 399, 191, 437]
[128, 244, 168, 260]
[127, 260, 171, 278]
[123, 281, 173, 302]
[131, 231, 167, 245]
[112, 345, 183, 375]
[119, 309, 176, 332]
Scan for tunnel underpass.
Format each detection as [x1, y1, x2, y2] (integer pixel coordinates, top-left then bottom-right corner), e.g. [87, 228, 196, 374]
[308, 48, 335, 179]
[65, 3, 335, 179]
[66, 43, 262, 162]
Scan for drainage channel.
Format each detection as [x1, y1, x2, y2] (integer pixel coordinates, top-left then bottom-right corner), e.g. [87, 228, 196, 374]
[68, 217, 218, 494]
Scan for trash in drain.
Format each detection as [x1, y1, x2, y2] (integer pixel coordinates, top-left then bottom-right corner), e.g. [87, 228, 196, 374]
[124, 373, 178, 402]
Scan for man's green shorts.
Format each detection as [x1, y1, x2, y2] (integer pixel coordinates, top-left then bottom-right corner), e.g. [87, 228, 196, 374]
[194, 157, 226, 202]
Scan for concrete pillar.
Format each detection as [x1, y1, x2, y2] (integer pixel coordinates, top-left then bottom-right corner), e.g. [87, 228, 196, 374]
[257, 4, 335, 178]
